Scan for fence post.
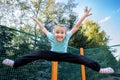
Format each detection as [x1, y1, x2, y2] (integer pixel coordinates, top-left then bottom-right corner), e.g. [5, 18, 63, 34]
[51, 61, 58, 80]
[80, 48, 86, 80]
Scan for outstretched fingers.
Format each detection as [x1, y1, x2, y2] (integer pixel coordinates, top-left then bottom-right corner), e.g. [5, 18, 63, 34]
[84, 6, 92, 16]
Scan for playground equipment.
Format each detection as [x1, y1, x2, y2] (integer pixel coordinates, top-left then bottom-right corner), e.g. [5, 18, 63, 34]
[0, 25, 120, 80]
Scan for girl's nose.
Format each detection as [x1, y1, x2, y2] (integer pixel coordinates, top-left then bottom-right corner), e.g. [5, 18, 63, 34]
[59, 34, 62, 36]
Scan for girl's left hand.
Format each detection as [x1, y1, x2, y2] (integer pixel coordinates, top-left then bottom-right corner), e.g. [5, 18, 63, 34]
[84, 6, 92, 17]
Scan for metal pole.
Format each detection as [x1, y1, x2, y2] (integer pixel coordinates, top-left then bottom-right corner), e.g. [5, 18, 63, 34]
[80, 48, 86, 80]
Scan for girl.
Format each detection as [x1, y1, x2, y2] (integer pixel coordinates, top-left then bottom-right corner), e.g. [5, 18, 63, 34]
[2, 7, 114, 74]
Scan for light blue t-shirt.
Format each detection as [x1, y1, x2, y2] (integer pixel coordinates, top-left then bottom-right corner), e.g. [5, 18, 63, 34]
[46, 31, 72, 53]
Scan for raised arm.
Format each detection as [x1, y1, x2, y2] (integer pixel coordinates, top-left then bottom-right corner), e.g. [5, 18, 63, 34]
[71, 7, 92, 34]
[31, 17, 48, 34]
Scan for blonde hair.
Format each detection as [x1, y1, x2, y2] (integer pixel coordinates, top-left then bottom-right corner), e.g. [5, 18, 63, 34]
[53, 24, 67, 32]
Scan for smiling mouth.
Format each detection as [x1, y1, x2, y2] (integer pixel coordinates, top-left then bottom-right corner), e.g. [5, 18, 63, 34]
[56, 37, 64, 41]
[57, 38, 63, 40]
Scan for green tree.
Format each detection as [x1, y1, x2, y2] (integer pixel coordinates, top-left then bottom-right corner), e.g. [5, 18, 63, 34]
[82, 20, 109, 48]
[69, 20, 109, 48]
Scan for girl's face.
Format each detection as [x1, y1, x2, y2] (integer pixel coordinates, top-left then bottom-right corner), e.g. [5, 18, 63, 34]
[53, 27, 66, 42]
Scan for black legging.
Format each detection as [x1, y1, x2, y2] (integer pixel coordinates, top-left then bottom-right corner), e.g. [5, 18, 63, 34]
[13, 50, 100, 72]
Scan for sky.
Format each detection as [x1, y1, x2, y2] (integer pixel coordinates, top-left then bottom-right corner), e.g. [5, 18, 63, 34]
[74, 0, 120, 45]
[56, 0, 120, 60]
[75, 0, 120, 60]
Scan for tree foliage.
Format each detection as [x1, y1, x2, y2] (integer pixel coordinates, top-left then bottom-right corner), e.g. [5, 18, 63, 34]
[69, 20, 109, 48]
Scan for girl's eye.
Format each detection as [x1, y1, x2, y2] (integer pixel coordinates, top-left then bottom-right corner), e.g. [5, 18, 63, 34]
[61, 32, 64, 34]
[56, 31, 59, 34]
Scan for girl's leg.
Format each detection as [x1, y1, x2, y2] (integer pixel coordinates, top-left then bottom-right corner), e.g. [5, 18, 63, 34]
[2, 50, 59, 68]
[55, 53, 100, 72]
[55, 53, 114, 73]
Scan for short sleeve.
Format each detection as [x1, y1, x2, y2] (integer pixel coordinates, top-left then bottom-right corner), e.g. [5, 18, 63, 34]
[46, 31, 54, 41]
